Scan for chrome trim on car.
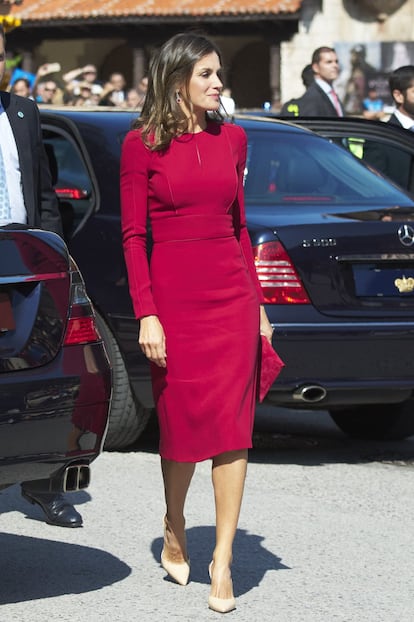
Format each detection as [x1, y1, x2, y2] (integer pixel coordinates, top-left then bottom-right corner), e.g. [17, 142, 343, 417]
[336, 253, 414, 261]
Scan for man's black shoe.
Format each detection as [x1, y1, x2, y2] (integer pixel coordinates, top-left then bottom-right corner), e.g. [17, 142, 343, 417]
[21, 488, 83, 527]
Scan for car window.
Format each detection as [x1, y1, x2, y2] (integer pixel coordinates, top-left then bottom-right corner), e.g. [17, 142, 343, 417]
[42, 127, 95, 240]
[362, 139, 414, 192]
[324, 135, 414, 194]
[330, 136, 365, 159]
[244, 130, 411, 205]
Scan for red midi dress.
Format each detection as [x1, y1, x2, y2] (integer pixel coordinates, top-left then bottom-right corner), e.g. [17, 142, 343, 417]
[121, 121, 264, 462]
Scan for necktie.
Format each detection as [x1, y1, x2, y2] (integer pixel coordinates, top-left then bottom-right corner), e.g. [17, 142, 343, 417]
[330, 89, 343, 117]
[0, 143, 10, 221]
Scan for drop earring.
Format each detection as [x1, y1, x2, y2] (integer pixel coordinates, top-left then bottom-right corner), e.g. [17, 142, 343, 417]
[175, 91, 182, 104]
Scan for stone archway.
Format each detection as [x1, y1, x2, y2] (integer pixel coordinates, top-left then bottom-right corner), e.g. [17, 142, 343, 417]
[359, 0, 406, 13]
[344, 0, 406, 20]
[100, 44, 135, 88]
[231, 40, 272, 109]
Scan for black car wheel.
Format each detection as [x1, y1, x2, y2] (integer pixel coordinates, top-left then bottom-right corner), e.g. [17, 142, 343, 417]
[95, 312, 152, 449]
[329, 402, 414, 440]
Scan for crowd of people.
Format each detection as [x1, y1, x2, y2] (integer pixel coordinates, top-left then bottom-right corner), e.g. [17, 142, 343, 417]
[2, 55, 241, 113]
[4, 60, 148, 108]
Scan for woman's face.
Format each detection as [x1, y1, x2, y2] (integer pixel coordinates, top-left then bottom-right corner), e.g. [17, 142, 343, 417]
[186, 52, 223, 113]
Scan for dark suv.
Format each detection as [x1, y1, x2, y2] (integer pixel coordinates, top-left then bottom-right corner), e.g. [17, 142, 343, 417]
[39, 108, 414, 446]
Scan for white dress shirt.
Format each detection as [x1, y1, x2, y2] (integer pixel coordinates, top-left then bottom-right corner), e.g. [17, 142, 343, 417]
[394, 109, 414, 130]
[0, 96, 27, 226]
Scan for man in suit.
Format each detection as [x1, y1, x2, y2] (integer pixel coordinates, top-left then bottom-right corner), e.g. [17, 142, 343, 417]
[363, 65, 414, 192]
[387, 65, 414, 129]
[280, 64, 314, 117]
[0, 24, 83, 527]
[298, 46, 344, 117]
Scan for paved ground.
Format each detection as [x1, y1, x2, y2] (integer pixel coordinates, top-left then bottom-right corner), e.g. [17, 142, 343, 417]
[1, 407, 414, 622]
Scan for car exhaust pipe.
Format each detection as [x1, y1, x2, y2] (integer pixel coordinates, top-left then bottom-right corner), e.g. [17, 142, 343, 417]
[62, 464, 90, 492]
[293, 384, 327, 403]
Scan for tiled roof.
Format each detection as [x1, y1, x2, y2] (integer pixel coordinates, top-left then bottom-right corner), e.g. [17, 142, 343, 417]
[10, 0, 302, 21]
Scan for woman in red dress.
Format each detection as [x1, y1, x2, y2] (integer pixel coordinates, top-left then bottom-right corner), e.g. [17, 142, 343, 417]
[120, 33, 273, 613]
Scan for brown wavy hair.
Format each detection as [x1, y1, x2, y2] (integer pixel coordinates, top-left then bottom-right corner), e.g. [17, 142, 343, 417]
[134, 32, 223, 151]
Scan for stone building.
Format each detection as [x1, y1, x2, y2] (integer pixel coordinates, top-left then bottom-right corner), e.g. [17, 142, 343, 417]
[2, 0, 414, 111]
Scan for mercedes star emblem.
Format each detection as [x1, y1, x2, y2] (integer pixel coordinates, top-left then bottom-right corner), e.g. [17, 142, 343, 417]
[398, 224, 414, 247]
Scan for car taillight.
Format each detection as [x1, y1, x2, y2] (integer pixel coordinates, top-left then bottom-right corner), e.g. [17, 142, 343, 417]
[253, 240, 310, 304]
[55, 188, 88, 200]
[64, 258, 101, 345]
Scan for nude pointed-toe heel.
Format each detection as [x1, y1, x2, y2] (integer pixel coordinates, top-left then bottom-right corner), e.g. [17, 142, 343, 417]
[208, 561, 236, 613]
[160, 517, 190, 586]
[208, 594, 236, 614]
[161, 549, 190, 586]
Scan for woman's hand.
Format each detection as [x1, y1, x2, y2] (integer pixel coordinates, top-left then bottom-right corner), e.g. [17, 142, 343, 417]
[139, 315, 167, 368]
[259, 305, 274, 344]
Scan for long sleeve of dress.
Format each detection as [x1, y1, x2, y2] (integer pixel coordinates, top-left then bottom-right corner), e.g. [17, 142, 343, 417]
[120, 130, 158, 319]
[232, 126, 265, 304]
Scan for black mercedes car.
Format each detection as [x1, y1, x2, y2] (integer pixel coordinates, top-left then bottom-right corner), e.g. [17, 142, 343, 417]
[38, 108, 414, 445]
[0, 228, 111, 492]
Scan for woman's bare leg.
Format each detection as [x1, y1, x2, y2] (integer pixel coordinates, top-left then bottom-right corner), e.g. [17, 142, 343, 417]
[210, 449, 248, 600]
[161, 458, 196, 561]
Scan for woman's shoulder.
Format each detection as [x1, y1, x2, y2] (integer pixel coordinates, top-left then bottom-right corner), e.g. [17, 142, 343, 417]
[123, 127, 144, 144]
[122, 127, 151, 153]
[221, 121, 246, 140]
[221, 121, 243, 133]
[121, 128, 154, 170]
[219, 121, 247, 148]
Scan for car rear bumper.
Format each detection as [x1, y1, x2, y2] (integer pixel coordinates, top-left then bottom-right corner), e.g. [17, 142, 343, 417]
[0, 342, 111, 488]
[268, 319, 414, 408]
[266, 380, 413, 408]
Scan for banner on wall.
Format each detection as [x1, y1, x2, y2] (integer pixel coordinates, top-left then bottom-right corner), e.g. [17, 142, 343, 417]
[334, 41, 414, 114]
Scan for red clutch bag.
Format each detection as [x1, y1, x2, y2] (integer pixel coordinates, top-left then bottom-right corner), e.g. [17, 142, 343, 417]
[257, 335, 285, 403]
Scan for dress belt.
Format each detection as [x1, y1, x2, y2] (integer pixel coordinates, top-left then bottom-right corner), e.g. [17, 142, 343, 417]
[151, 214, 235, 243]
